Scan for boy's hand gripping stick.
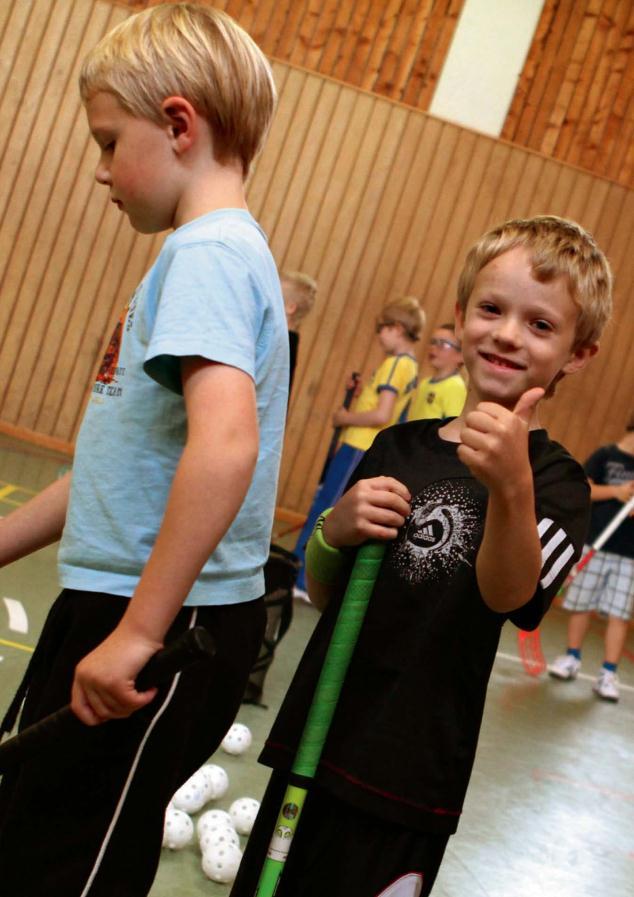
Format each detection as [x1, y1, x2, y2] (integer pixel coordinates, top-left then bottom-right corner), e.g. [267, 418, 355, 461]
[0, 626, 216, 774]
[255, 541, 385, 896]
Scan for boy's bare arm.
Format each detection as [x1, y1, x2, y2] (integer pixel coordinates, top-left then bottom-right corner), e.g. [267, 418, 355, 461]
[458, 388, 545, 613]
[332, 390, 396, 429]
[71, 358, 259, 725]
[589, 478, 634, 504]
[307, 477, 411, 612]
[0, 472, 70, 566]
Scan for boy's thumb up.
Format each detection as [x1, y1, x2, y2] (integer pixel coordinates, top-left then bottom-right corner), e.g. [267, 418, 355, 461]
[513, 387, 545, 425]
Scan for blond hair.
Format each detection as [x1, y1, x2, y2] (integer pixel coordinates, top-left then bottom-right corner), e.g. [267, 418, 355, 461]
[79, 3, 276, 176]
[457, 216, 612, 349]
[380, 296, 426, 342]
[281, 271, 317, 326]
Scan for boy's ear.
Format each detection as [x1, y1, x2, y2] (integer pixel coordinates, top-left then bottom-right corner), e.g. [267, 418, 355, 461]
[454, 302, 464, 339]
[561, 341, 599, 376]
[161, 96, 197, 154]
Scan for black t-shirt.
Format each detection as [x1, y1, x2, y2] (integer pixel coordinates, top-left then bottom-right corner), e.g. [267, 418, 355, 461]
[585, 444, 634, 558]
[261, 419, 590, 834]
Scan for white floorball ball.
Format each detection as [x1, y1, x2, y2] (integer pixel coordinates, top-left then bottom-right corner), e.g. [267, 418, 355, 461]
[229, 797, 260, 835]
[162, 808, 194, 850]
[197, 808, 234, 840]
[221, 722, 253, 756]
[199, 763, 229, 799]
[171, 770, 209, 814]
[201, 842, 243, 883]
[199, 824, 240, 854]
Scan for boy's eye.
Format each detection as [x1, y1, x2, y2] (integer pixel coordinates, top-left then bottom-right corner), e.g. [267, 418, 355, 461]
[532, 319, 553, 332]
[479, 302, 499, 315]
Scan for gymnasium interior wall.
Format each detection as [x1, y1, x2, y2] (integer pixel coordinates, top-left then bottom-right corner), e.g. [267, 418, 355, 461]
[0, 0, 632, 514]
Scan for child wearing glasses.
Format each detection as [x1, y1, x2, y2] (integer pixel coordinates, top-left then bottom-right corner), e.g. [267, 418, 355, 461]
[408, 322, 467, 421]
[293, 296, 424, 592]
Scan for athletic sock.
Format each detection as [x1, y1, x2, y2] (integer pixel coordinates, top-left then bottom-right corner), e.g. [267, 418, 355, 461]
[602, 661, 617, 673]
[567, 648, 581, 660]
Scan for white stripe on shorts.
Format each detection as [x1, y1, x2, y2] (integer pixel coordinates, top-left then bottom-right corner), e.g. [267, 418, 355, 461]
[79, 609, 198, 897]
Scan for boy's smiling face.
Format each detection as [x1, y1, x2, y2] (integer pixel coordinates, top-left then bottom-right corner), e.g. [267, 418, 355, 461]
[86, 91, 182, 234]
[456, 246, 596, 411]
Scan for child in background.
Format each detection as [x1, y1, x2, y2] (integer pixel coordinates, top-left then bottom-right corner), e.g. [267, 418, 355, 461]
[281, 271, 317, 393]
[549, 418, 634, 702]
[293, 295, 424, 591]
[231, 215, 612, 897]
[0, 6, 287, 896]
[407, 322, 466, 421]
[242, 272, 318, 706]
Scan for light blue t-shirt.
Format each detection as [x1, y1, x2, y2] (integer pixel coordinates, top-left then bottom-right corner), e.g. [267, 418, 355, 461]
[58, 209, 289, 605]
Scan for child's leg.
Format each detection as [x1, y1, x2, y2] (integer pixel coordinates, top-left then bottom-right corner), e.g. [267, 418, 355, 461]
[567, 610, 592, 649]
[604, 615, 629, 664]
[231, 781, 449, 897]
[0, 590, 265, 897]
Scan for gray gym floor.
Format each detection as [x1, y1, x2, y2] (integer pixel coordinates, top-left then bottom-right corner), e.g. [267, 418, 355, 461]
[1, 434, 632, 896]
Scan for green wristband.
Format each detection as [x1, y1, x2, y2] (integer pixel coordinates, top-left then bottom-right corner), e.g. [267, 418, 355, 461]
[305, 509, 345, 584]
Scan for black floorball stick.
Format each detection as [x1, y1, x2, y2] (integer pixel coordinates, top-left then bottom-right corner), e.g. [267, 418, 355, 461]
[0, 625, 216, 774]
[317, 371, 361, 485]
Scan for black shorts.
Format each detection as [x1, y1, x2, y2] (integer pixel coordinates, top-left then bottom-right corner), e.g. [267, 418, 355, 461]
[230, 770, 449, 897]
[0, 588, 265, 897]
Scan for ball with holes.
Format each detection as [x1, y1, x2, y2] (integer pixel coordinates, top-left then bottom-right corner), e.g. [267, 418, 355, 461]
[199, 824, 240, 854]
[229, 797, 260, 835]
[201, 842, 243, 883]
[171, 769, 209, 814]
[162, 807, 194, 850]
[221, 722, 252, 756]
[199, 763, 229, 799]
[197, 808, 234, 841]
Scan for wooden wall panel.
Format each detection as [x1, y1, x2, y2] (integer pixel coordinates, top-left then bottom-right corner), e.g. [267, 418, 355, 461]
[114, 0, 464, 115]
[0, 0, 632, 513]
[503, 0, 634, 190]
[107, 0, 634, 191]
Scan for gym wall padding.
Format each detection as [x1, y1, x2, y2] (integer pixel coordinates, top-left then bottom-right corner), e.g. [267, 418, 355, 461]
[0, 0, 632, 515]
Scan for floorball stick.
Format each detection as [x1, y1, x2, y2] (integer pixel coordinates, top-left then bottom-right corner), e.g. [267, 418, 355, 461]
[0, 626, 215, 774]
[255, 541, 385, 896]
[317, 372, 361, 485]
[518, 493, 634, 676]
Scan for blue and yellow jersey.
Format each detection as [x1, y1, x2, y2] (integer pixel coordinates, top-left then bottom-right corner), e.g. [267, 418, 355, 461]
[407, 372, 466, 422]
[344, 353, 418, 451]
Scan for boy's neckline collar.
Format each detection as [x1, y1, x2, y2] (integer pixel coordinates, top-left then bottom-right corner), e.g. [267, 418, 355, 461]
[429, 370, 461, 384]
[172, 207, 256, 233]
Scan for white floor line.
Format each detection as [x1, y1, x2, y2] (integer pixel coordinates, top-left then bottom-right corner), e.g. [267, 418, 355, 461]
[2, 597, 28, 633]
[495, 650, 634, 693]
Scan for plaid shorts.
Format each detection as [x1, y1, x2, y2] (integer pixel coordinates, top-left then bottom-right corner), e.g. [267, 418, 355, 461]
[562, 547, 634, 620]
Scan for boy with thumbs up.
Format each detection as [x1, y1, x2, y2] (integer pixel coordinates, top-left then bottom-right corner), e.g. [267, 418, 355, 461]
[230, 217, 613, 897]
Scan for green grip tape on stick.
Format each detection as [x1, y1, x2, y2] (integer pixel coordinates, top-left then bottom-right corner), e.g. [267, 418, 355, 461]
[255, 541, 386, 896]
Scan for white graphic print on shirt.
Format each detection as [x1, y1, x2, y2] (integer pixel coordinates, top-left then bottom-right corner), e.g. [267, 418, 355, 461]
[391, 480, 481, 584]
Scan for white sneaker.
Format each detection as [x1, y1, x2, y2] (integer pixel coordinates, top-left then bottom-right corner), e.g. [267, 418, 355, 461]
[292, 586, 311, 604]
[593, 669, 619, 702]
[548, 653, 581, 680]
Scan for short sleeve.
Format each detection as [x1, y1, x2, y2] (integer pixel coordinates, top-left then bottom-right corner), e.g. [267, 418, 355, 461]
[376, 356, 412, 396]
[144, 242, 263, 393]
[584, 446, 608, 483]
[509, 455, 590, 631]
